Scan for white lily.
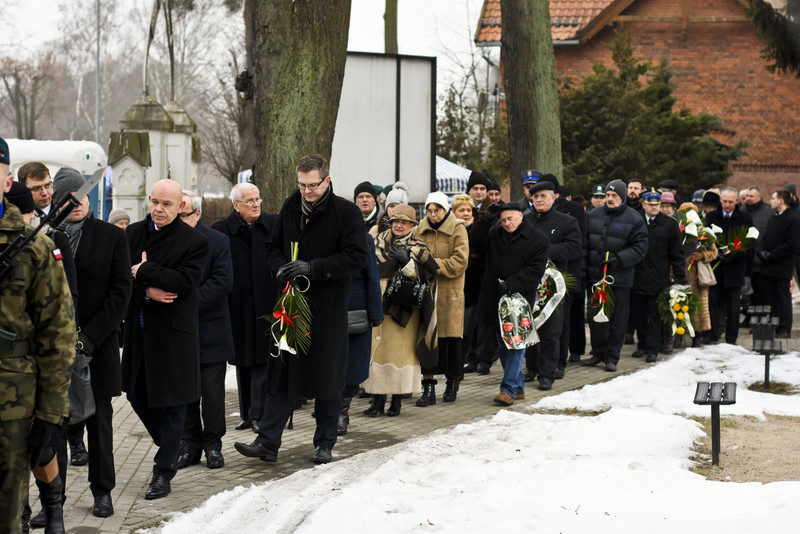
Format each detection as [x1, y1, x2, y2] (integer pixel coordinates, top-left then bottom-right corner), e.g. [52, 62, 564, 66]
[593, 307, 609, 323]
[710, 224, 724, 235]
[278, 334, 297, 355]
[685, 210, 702, 224]
[684, 222, 698, 237]
[746, 226, 759, 240]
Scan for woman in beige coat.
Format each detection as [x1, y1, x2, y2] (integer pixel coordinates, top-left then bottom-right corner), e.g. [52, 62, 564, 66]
[414, 191, 469, 405]
[679, 202, 718, 347]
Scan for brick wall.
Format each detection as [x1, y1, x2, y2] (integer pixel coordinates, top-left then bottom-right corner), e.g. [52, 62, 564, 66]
[551, 0, 800, 185]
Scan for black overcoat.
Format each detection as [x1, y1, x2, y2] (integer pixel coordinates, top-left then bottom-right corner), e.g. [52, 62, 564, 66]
[471, 214, 550, 329]
[211, 211, 279, 367]
[585, 203, 648, 288]
[74, 217, 132, 398]
[705, 207, 754, 288]
[195, 222, 235, 364]
[122, 215, 209, 407]
[265, 189, 367, 400]
[632, 212, 686, 295]
[524, 208, 581, 271]
[759, 210, 800, 280]
[346, 235, 383, 386]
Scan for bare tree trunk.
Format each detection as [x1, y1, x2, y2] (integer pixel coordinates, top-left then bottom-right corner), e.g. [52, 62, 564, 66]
[384, 0, 398, 54]
[501, 0, 562, 201]
[247, 0, 351, 212]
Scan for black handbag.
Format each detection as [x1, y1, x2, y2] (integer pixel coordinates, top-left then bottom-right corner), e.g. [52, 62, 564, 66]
[68, 350, 96, 424]
[384, 260, 429, 309]
[347, 310, 370, 335]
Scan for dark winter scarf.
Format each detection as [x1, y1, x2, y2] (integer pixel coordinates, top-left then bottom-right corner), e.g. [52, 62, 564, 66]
[300, 184, 332, 229]
[59, 211, 92, 256]
[427, 210, 451, 230]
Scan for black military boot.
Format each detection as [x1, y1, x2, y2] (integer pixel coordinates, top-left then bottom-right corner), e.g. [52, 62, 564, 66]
[415, 379, 437, 407]
[337, 397, 352, 435]
[21, 499, 31, 534]
[386, 395, 402, 416]
[442, 377, 460, 403]
[36, 475, 66, 534]
[363, 395, 385, 417]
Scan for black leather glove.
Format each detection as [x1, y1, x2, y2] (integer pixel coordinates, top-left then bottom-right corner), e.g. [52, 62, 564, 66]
[275, 264, 290, 285]
[757, 250, 771, 263]
[605, 253, 619, 268]
[28, 419, 58, 467]
[498, 281, 509, 297]
[281, 260, 312, 281]
[389, 247, 410, 265]
[370, 318, 384, 327]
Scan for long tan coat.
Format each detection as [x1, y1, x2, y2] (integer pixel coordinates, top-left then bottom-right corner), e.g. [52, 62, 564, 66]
[414, 213, 468, 338]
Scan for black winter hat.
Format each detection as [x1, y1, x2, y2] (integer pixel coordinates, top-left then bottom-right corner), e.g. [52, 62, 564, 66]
[605, 179, 626, 197]
[6, 181, 36, 214]
[467, 171, 491, 192]
[353, 181, 378, 202]
[488, 180, 501, 193]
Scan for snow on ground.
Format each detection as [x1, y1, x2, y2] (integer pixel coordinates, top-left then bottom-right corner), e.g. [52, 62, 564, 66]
[153, 345, 800, 534]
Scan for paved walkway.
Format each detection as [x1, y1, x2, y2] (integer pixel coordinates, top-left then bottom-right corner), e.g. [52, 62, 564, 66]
[32, 319, 796, 533]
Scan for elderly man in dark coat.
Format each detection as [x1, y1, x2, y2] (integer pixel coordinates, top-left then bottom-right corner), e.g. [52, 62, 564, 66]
[235, 154, 367, 465]
[122, 179, 209, 500]
[211, 183, 278, 432]
[705, 186, 754, 344]
[471, 202, 549, 405]
[51, 168, 132, 519]
[177, 191, 234, 470]
[581, 179, 648, 372]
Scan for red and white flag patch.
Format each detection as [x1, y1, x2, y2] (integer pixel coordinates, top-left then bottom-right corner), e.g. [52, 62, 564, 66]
[53, 248, 63, 260]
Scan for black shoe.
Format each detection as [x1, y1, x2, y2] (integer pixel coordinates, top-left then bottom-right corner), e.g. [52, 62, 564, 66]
[523, 370, 536, 383]
[70, 441, 89, 466]
[538, 378, 553, 391]
[581, 356, 604, 367]
[691, 335, 702, 348]
[312, 447, 332, 464]
[145, 475, 171, 500]
[776, 330, 791, 338]
[631, 349, 645, 358]
[476, 362, 491, 375]
[29, 510, 45, 528]
[234, 418, 251, 431]
[364, 394, 386, 416]
[206, 449, 224, 469]
[416, 379, 437, 407]
[605, 362, 617, 372]
[554, 367, 565, 380]
[234, 440, 278, 462]
[568, 353, 581, 364]
[442, 378, 460, 403]
[463, 361, 477, 373]
[645, 353, 657, 363]
[176, 442, 201, 469]
[92, 494, 114, 518]
[252, 420, 261, 433]
[660, 340, 674, 355]
[386, 395, 402, 416]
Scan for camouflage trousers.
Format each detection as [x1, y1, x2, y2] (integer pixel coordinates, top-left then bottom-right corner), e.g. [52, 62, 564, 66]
[0, 418, 31, 534]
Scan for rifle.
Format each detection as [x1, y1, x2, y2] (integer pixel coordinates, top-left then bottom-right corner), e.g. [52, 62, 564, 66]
[0, 168, 104, 284]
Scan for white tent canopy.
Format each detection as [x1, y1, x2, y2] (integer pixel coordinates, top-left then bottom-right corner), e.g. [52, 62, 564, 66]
[435, 155, 471, 196]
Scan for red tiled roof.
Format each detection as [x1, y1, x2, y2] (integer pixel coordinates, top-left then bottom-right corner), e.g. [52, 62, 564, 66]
[475, 0, 616, 45]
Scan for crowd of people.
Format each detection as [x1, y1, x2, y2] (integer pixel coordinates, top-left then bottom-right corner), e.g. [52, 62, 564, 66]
[3, 133, 799, 533]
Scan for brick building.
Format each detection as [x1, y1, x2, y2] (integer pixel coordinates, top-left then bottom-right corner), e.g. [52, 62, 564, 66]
[476, 0, 800, 194]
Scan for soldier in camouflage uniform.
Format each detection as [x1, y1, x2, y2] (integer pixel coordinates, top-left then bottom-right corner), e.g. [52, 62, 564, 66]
[0, 139, 75, 534]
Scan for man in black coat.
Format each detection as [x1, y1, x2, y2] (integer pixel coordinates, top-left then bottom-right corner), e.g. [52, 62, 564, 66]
[235, 154, 367, 465]
[471, 202, 549, 405]
[705, 186, 754, 345]
[122, 179, 209, 500]
[744, 185, 774, 307]
[757, 190, 800, 337]
[176, 192, 234, 470]
[211, 183, 279, 432]
[631, 189, 686, 363]
[523, 180, 581, 389]
[51, 168, 132, 518]
[581, 179, 648, 372]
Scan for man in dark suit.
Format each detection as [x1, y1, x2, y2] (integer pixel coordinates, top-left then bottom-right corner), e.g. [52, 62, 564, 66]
[122, 179, 209, 499]
[211, 183, 279, 433]
[235, 154, 367, 464]
[705, 186, 754, 344]
[176, 191, 234, 470]
[51, 168, 132, 518]
[523, 179, 581, 389]
[757, 190, 800, 338]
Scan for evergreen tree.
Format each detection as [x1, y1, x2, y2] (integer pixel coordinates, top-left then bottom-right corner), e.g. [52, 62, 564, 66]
[748, 0, 800, 77]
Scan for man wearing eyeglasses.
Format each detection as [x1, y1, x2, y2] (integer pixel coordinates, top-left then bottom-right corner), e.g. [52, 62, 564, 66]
[212, 183, 279, 436]
[236, 154, 366, 465]
[17, 162, 55, 231]
[175, 192, 233, 471]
